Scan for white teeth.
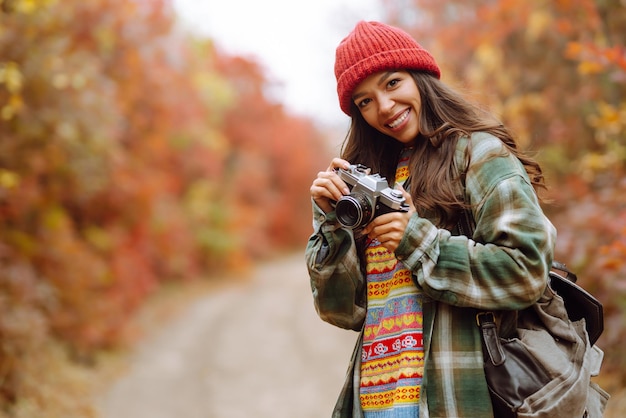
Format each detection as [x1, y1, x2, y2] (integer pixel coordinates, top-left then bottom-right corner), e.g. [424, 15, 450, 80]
[388, 110, 409, 128]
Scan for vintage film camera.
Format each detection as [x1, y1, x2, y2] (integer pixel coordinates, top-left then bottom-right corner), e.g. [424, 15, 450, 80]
[334, 164, 409, 230]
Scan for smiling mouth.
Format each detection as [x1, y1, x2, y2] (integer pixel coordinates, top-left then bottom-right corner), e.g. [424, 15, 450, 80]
[386, 109, 410, 129]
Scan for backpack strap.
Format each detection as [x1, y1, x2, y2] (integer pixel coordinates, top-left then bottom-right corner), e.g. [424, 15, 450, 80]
[551, 260, 578, 283]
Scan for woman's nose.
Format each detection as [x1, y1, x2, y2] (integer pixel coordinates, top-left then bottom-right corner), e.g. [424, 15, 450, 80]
[378, 94, 394, 114]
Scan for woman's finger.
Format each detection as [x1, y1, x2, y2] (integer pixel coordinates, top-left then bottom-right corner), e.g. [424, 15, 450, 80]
[396, 184, 416, 213]
[327, 158, 351, 172]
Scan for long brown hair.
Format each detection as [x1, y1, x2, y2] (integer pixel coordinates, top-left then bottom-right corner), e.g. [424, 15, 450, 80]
[340, 71, 546, 229]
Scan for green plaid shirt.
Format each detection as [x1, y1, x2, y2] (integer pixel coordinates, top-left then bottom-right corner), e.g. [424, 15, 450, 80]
[305, 133, 557, 418]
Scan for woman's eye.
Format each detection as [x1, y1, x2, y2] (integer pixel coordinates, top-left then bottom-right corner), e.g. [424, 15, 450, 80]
[387, 78, 400, 88]
[357, 98, 371, 108]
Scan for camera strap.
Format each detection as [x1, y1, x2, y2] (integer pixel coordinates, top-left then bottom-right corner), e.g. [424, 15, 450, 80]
[400, 176, 411, 190]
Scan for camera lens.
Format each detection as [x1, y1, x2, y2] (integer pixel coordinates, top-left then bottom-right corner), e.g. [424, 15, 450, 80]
[335, 193, 373, 229]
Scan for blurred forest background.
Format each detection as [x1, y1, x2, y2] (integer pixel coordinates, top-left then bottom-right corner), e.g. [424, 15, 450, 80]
[0, 0, 624, 416]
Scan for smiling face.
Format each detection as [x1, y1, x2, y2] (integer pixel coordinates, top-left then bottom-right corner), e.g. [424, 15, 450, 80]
[352, 70, 422, 145]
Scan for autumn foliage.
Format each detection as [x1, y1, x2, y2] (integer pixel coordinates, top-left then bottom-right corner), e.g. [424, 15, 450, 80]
[0, 0, 330, 411]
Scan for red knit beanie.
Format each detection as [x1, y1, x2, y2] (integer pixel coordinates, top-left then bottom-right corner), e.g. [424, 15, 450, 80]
[334, 21, 441, 116]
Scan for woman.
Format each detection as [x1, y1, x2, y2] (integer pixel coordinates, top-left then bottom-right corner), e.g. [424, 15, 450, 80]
[305, 21, 556, 417]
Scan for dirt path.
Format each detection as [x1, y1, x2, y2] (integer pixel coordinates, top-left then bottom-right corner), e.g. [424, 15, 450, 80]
[96, 253, 357, 418]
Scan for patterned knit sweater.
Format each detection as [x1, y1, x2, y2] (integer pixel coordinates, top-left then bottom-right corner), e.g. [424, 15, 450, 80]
[360, 148, 423, 417]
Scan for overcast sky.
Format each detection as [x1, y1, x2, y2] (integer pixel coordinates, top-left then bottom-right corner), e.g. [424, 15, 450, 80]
[171, 0, 383, 127]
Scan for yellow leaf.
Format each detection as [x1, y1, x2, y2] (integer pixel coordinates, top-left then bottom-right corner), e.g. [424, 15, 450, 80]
[15, 0, 36, 14]
[13, 0, 57, 14]
[0, 169, 20, 189]
[1, 105, 15, 120]
[0, 62, 23, 93]
[526, 10, 552, 41]
[474, 43, 502, 72]
[578, 60, 604, 75]
[1, 94, 24, 120]
[84, 226, 113, 251]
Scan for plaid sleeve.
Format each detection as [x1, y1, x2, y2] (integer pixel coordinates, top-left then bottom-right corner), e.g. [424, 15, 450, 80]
[305, 201, 366, 331]
[396, 133, 557, 311]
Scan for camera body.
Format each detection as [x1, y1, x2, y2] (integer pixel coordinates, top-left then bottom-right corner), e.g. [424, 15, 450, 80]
[334, 164, 409, 230]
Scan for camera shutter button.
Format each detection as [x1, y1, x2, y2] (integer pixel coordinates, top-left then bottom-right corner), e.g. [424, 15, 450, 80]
[390, 190, 403, 198]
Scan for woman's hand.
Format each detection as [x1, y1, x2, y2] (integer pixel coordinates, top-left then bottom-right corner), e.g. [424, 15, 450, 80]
[310, 158, 352, 214]
[362, 185, 416, 253]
